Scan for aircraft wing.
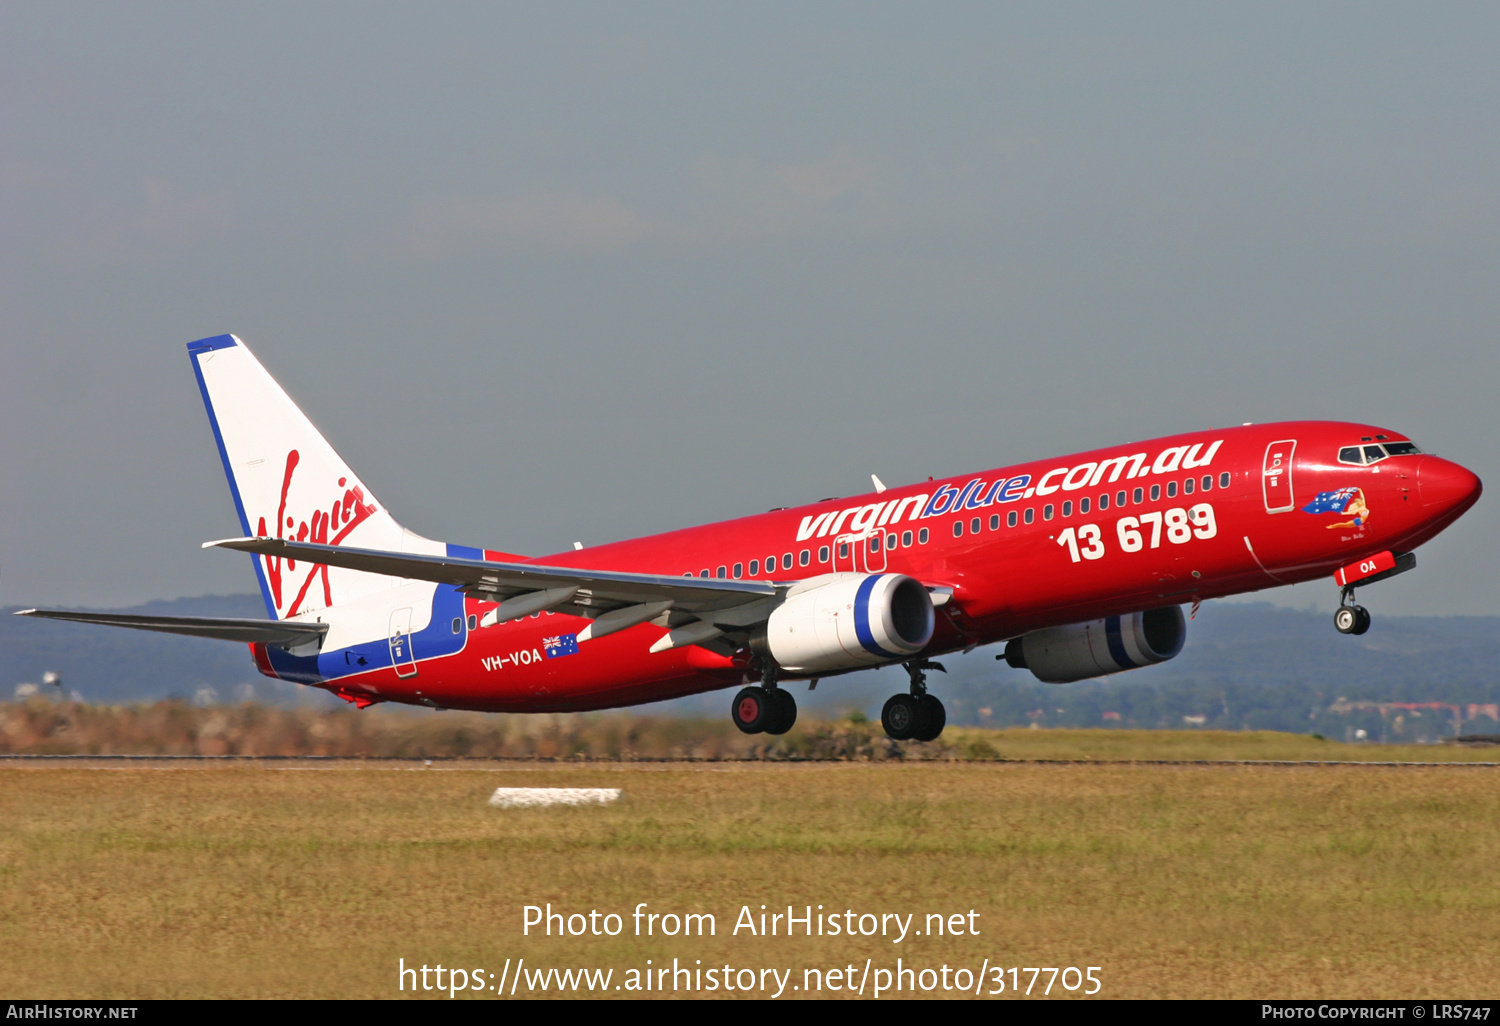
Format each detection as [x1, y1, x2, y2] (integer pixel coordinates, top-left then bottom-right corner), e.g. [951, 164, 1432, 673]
[14, 609, 329, 646]
[204, 537, 778, 618]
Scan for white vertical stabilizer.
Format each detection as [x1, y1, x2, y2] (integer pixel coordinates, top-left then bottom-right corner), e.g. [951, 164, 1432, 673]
[187, 334, 442, 620]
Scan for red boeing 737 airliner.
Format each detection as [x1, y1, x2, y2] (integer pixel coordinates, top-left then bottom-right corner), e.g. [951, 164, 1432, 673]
[20, 335, 1482, 741]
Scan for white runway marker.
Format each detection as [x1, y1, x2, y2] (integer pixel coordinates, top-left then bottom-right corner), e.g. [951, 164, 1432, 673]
[489, 787, 621, 808]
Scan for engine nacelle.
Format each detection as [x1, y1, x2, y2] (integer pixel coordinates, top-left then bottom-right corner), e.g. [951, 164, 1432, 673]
[759, 573, 935, 674]
[1004, 606, 1186, 684]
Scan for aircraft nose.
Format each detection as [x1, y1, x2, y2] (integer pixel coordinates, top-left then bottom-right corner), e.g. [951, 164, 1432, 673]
[1418, 457, 1483, 514]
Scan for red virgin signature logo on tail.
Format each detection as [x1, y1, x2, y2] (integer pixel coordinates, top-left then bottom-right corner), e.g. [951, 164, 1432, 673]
[255, 450, 378, 617]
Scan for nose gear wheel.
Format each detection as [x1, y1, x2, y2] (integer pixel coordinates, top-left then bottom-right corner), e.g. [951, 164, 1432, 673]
[1334, 604, 1370, 635]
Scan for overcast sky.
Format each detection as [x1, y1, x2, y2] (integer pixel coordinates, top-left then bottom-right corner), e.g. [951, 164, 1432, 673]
[2, 3, 1497, 618]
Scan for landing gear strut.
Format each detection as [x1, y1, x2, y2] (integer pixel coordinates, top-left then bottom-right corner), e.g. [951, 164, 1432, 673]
[881, 660, 947, 742]
[731, 662, 797, 735]
[1334, 585, 1371, 636]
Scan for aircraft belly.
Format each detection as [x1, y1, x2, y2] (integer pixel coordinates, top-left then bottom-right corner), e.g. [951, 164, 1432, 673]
[371, 615, 739, 712]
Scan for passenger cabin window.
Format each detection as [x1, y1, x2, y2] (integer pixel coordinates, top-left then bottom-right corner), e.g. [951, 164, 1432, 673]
[1043, 504, 1054, 521]
[953, 521, 964, 538]
[1219, 472, 1230, 488]
[1166, 482, 1177, 498]
[819, 546, 830, 562]
[733, 562, 743, 578]
[918, 528, 930, 544]
[838, 542, 850, 558]
[971, 517, 981, 533]
[1201, 475, 1212, 491]
[1080, 497, 1091, 514]
[749, 559, 759, 576]
[1024, 508, 1034, 524]
[870, 536, 881, 552]
[451, 617, 462, 634]
[717, 566, 726, 578]
[467, 614, 477, 631]
[800, 549, 810, 566]
[782, 553, 793, 570]
[887, 533, 897, 550]
[902, 530, 913, 546]
[700, 570, 709, 578]
[1183, 478, 1194, 494]
[1118, 490, 1128, 507]
[989, 514, 1000, 530]
[1007, 511, 1017, 527]
[1132, 488, 1143, 504]
[1099, 493, 1109, 511]
[1150, 484, 1161, 501]
[1061, 501, 1072, 517]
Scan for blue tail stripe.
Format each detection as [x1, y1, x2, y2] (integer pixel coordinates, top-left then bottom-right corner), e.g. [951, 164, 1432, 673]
[186, 335, 277, 619]
[187, 334, 240, 353]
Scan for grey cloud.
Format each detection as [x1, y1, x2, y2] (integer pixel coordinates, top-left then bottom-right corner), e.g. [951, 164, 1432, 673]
[402, 188, 654, 258]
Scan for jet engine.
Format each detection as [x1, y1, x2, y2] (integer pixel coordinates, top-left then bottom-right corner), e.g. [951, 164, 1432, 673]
[1003, 606, 1186, 684]
[756, 573, 935, 674]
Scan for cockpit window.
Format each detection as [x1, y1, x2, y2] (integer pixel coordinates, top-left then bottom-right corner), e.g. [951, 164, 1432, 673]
[1340, 440, 1424, 465]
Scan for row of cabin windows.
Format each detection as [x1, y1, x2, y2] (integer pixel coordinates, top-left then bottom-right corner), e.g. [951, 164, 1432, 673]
[456, 469, 1239, 627]
[954, 472, 1233, 536]
[685, 471, 1235, 574]
[685, 527, 936, 579]
[452, 611, 548, 633]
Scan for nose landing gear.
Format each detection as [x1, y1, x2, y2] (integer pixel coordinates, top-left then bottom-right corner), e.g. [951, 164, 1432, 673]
[880, 660, 947, 742]
[1334, 586, 1371, 635]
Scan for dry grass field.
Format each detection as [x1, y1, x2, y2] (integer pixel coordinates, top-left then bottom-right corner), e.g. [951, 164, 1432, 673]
[3, 752, 1498, 998]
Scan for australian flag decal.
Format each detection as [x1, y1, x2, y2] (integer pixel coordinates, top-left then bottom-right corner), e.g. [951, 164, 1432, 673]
[544, 634, 579, 659]
[1302, 487, 1358, 515]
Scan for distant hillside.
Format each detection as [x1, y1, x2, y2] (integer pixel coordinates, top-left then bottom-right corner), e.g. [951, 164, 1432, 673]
[5, 596, 1498, 739]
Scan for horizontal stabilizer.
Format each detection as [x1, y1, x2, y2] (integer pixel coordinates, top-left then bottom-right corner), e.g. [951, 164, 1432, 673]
[14, 609, 329, 647]
[205, 537, 777, 615]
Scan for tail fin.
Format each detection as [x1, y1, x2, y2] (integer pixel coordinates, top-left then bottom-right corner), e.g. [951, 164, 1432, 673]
[187, 334, 441, 620]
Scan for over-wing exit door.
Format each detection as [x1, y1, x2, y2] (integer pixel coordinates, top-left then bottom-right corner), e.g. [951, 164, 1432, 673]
[1263, 439, 1297, 513]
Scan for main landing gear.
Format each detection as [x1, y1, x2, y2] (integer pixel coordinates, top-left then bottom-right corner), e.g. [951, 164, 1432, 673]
[1334, 586, 1372, 636]
[881, 660, 947, 742]
[731, 665, 797, 735]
